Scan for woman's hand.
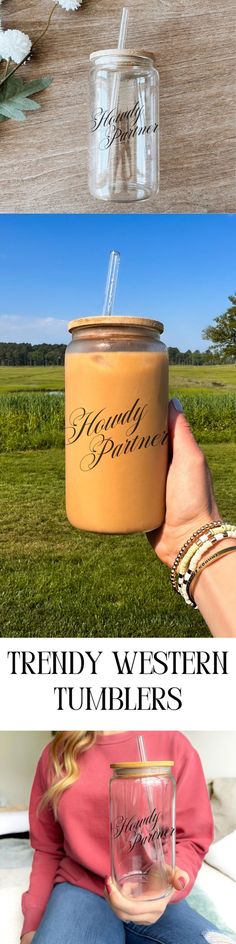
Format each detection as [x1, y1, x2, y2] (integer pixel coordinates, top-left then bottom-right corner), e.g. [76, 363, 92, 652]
[21, 934, 36, 943]
[149, 398, 219, 568]
[104, 867, 189, 926]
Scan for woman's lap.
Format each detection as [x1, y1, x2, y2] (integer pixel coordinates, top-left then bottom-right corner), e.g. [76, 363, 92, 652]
[33, 884, 125, 944]
[126, 900, 228, 943]
[33, 883, 231, 944]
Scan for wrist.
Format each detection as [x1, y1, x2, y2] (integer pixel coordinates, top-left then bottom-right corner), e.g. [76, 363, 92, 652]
[172, 510, 221, 563]
[192, 537, 236, 604]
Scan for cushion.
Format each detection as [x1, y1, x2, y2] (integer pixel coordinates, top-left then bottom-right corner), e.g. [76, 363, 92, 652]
[209, 780, 236, 842]
[188, 885, 236, 940]
[205, 830, 236, 883]
[0, 810, 29, 837]
[0, 837, 32, 872]
[191, 861, 236, 938]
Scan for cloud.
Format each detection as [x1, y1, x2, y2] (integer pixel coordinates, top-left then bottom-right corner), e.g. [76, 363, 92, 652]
[0, 315, 68, 344]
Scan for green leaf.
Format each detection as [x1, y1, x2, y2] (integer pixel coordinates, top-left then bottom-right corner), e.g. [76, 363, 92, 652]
[10, 96, 41, 112]
[0, 102, 26, 121]
[0, 74, 53, 123]
[19, 77, 53, 96]
[4, 77, 25, 98]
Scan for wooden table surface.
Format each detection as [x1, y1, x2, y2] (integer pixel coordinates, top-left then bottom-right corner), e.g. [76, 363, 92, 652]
[0, 0, 235, 214]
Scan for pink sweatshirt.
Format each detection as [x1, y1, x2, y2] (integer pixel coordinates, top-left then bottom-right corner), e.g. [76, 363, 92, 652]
[22, 731, 213, 935]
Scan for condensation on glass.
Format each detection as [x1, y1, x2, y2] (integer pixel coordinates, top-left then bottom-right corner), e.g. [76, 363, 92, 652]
[110, 762, 176, 901]
[89, 50, 159, 202]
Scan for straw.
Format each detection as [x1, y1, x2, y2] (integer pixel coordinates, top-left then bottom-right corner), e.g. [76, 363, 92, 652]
[110, 8, 129, 120]
[118, 7, 129, 49]
[102, 250, 121, 317]
[137, 735, 165, 869]
[108, 9, 129, 192]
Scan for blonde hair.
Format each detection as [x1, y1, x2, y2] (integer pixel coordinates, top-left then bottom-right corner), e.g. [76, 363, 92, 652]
[41, 731, 97, 814]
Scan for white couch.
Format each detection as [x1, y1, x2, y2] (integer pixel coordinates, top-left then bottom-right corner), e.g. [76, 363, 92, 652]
[1, 783, 236, 944]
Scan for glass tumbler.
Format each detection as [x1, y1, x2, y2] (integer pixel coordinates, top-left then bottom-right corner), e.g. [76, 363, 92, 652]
[89, 50, 159, 202]
[110, 762, 176, 901]
[65, 316, 168, 534]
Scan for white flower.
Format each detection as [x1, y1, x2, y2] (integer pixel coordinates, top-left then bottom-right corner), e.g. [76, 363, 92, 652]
[57, 0, 82, 10]
[0, 29, 32, 64]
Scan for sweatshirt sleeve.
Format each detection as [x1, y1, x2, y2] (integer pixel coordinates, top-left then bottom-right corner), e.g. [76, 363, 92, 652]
[172, 738, 214, 903]
[21, 747, 65, 936]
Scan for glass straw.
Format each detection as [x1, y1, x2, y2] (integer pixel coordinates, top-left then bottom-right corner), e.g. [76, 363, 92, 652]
[110, 9, 129, 120]
[108, 9, 129, 191]
[102, 250, 121, 316]
[118, 7, 129, 49]
[137, 735, 165, 868]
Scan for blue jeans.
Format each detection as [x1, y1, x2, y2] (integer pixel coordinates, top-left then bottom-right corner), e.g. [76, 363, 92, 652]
[33, 883, 233, 944]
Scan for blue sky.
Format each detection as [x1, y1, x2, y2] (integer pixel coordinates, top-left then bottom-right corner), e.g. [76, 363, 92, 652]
[0, 214, 235, 350]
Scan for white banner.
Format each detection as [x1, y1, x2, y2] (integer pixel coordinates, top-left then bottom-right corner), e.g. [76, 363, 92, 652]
[0, 637, 235, 731]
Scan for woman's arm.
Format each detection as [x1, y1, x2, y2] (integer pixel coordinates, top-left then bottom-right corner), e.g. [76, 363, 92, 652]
[21, 746, 64, 937]
[192, 539, 236, 635]
[149, 399, 236, 636]
[172, 735, 213, 902]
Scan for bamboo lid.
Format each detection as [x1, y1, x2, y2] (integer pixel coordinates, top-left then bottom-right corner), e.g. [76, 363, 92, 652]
[68, 316, 164, 334]
[110, 761, 174, 769]
[90, 49, 156, 64]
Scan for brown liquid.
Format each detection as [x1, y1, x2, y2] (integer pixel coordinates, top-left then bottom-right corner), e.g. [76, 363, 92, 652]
[65, 350, 168, 533]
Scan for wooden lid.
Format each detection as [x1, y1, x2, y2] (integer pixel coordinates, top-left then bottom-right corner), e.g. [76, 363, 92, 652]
[110, 761, 174, 769]
[90, 49, 156, 63]
[68, 316, 164, 334]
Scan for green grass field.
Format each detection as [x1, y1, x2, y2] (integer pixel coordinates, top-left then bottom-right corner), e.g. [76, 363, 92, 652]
[0, 366, 64, 393]
[0, 364, 235, 638]
[0, 364, 235, 393]
[0, 444, 235, 638]
[0, 390, 235, 452]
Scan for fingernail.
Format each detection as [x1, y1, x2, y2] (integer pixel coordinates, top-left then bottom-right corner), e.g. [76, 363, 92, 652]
[171, 397, 183, 413]
[105, 879, 112, 895]
[177, 876, 186, 889]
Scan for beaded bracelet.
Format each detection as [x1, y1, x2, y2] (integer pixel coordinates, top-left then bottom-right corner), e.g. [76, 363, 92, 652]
[171, 521, 236, 603]
[170, 520, 223, 593]
[186, 545, 236, 608]
[177, 527, 236, 592]
[177, 525, 231, 578]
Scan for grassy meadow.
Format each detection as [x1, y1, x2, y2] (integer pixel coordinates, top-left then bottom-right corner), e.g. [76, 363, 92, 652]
[0, 363, 235, 394]
[0, 364, 235, 637]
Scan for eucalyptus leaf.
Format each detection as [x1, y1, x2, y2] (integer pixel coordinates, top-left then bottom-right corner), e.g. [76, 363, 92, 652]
[10, 96, 41, 112]
[4, 77, 25, 98]
[0, 74, 53, 123]
[19, 77, 53, 95]
[0, 102, 26, 121]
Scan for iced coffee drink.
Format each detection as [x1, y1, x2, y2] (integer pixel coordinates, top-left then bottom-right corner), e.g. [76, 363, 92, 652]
[65, 317, 168, 534]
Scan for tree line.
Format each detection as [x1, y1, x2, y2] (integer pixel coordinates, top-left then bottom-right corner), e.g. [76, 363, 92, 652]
[0, 343, 66, 367]
[0, 341, 219, 366]
[0, 342, 232, 367]
[0, 295, 235, 366]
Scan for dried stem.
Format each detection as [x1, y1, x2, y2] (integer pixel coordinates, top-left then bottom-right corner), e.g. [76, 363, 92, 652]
[1, 58, 10, 80]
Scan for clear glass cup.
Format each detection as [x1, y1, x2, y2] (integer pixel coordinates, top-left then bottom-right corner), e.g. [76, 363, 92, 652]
[110, 762, 176, 901]
[65, 316, 168, 534]
[89, 50, 159, 202]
